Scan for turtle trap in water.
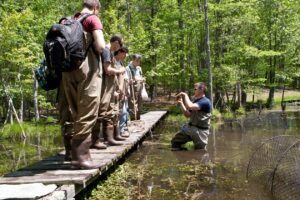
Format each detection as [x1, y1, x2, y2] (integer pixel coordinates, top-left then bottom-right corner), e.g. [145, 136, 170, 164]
[247, 135, 300, 200]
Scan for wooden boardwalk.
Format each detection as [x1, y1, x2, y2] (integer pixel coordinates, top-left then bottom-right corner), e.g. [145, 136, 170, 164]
[0, 111, 167, 200]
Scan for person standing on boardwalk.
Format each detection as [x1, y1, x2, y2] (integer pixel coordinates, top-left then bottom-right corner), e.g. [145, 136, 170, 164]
[128, 54, 144, 120]
[59, 0, 105, 169]
[91, 34, 126, 147]
[113, 46, 130, 137]
[171, 82, 212, 151]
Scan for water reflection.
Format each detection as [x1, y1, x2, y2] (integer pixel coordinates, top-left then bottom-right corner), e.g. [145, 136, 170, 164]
[88, 111, 300, 200]
[0, 125, 62, 176]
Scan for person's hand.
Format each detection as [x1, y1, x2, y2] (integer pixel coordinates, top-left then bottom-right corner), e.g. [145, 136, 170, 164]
[118, 90, 125, 101]
[118, 91, 124, 100]
[114, 91, 120, 97]
[119, 67, 126, 74]
[177, 97, 183, 104]
[177, 92, 187, 97]
[176, 93, 183, 103]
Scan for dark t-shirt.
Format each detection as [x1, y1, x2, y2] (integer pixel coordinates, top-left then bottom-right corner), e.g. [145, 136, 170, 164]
[101, 47, 113, 64]
[193, 97, 212, 113]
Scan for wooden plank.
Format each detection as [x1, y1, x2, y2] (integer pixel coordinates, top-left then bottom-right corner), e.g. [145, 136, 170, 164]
[0, 111, 167, 198]
[1, 169, 100, 186]
[0, 174, 90, 185]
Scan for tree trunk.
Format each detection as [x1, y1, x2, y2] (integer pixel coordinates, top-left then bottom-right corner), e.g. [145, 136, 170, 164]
[267, 32, 277, 108]
[214, 0, 222, 69]
[236, 81, 242, 108]
[242, 91, 247, 105]
[33, 70, 40, 121]
[126, 0, 131, 31]
[178, 0, 185, 91]
[204, 0, 214, 108]
[281, 78, 286, 112]
[267, 57, 276, 108]
[18, 72, 24, 122]
[149, 0, 158, 101]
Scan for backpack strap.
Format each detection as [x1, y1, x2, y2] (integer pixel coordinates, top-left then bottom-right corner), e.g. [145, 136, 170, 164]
[58, 13, 93, 24]
[77, 13, 95, 58]
[77, 13, 93, 23]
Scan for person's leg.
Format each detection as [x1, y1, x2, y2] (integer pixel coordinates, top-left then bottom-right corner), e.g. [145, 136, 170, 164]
[119, 98, 130, 137]
[171, 131, 191, 150]
[58, 82, 74, 161]
[188, 129, 209, 150]
[105, 120, 124, 145]
[63, 54, 102, 169]
[119, 101, 126, 133]
[135, 82, 143, 120]
[90, 118, 107, 149]
[113, 99, 126, 141]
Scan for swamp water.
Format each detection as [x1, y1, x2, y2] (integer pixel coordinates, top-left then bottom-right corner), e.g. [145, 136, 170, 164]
[86, 111, 300, 200]
[0, 111, 299, 200]
[0, 123, 62, 175]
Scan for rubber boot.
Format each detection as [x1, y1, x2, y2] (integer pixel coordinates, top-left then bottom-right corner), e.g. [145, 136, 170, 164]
[114, 124, 126, 141]
[91, 131, 107, 150]
[107, 125, 124, 146]
[71, 135, 98, 169]
[102, 121, 108, 141]
[136, 112, 141, 120]
[63, 135, 72, 161]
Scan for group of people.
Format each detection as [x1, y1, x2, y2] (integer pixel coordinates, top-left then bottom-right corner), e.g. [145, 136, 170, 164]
[58, 0, 212, 170]
[58, 0, 145, 169]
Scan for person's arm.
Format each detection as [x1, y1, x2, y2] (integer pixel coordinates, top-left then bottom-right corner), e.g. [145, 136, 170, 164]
[179, 92, 200, 111]
[102, 49, 125, 75]
[177, 96, 191, 117]
[135, 66, 143, 82]
[104, 65, 126, 75]
[92, 29, 105, 53]
[117, 72, 125, 99]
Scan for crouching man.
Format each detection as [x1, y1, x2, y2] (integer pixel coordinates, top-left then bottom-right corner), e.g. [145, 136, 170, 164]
[171, 82, 212, 151]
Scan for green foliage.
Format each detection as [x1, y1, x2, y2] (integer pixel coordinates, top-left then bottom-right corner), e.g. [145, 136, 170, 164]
[38, 95, 55, 110]
[0, 121, 60, 139]
[222, 107, 235, 119]
[212, 108, 222, 120]
[235, 106, 246, 116]
[1, 0, 300, 119]
[168, 105, 182, 115]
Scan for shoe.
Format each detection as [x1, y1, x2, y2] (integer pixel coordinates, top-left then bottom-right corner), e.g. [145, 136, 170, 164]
[121, 130, 130, 137]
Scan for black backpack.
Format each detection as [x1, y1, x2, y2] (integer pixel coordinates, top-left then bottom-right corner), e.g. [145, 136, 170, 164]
[35, 13, 92, 91]
[35, 58, 61, 91]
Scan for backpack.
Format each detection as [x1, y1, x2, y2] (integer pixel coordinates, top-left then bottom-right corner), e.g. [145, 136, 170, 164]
[35, 58, 61, 91]
[35, 13, 92, 91]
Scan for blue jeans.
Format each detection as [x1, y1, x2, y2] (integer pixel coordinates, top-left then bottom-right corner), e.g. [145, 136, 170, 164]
[119, 98, 129, 132]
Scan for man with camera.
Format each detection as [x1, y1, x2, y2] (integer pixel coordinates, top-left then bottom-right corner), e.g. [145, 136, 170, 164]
[171, 82, 212, 151]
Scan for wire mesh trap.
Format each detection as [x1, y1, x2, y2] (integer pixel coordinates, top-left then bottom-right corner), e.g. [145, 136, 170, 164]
[247, 135, 300, 200]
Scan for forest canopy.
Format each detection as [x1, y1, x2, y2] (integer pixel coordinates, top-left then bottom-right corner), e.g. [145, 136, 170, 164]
[0, 0, 299, 121]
